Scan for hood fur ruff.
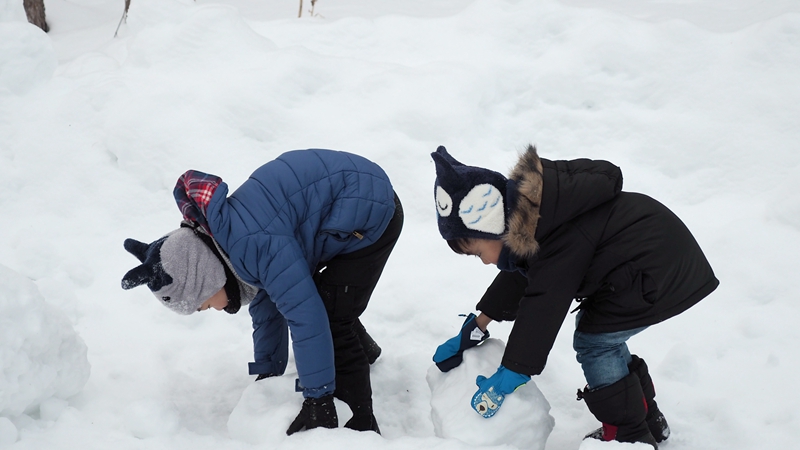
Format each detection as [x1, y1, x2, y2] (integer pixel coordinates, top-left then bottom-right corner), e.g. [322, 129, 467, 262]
[503, 145, 544, 258]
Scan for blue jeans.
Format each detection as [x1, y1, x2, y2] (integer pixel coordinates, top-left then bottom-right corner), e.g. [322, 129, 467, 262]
[573, 312, 648, 390]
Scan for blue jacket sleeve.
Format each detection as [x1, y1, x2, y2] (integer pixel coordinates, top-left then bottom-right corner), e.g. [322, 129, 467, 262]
[255, 235, 336, 398]
[248, 290, 289, 377]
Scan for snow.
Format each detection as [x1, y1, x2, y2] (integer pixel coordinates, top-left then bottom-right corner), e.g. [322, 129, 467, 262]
[0, 0, 798, 449]
[0, 265, 90, 429]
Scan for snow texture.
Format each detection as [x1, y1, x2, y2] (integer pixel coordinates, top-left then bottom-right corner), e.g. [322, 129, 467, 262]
[0, 265, 90, 421]
[0, 0, 798, 448]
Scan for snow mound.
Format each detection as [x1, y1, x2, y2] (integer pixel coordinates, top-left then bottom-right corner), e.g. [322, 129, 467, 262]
[426, 338, 554, 449]
[0, 417, 17, 445]
[124, 398, 181, 439]
[0, 264, 90, 420]
[0, 21, 56, 96]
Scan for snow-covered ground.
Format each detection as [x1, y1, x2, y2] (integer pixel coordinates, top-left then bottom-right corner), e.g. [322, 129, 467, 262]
[1, 0, 798, 449]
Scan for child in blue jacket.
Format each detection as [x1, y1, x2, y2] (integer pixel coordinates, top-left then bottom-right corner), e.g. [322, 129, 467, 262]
[430, 145, 717, 448]
[121, 149, 403, 435]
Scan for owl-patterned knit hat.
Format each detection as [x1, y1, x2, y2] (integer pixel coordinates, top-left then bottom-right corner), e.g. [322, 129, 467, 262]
[431, 146, 508, 241]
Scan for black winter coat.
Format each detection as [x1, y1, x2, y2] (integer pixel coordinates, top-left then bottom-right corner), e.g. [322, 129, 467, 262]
[476, 146, 718, 377]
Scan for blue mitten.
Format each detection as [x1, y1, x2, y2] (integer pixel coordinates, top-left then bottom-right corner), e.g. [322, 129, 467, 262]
[433, 313, 489, 372]
[471, 365, 531, 418]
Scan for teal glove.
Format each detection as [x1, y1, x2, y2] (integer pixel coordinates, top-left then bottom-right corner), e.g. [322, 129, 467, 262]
[471, 365, 530, 418]
[432, 313, 489, 372]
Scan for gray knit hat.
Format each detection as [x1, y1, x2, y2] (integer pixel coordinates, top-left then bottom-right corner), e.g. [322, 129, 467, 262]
[121, 228, 226, 315]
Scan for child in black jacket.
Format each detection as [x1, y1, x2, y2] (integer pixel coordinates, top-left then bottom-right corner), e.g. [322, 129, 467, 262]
[430, 145, 718, 448]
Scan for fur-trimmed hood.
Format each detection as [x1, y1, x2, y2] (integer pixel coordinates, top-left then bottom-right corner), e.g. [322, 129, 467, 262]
[503, 145, 623, 258]
[503, 145, 544, 258]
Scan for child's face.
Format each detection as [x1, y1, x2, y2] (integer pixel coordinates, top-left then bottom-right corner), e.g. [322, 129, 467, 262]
[197, 288, 228, 312]
[463, 239, 504, 266]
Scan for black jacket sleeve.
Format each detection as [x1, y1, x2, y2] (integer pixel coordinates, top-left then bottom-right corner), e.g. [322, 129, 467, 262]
[475, 270, 528, 321]
[500, 223, 596, 377]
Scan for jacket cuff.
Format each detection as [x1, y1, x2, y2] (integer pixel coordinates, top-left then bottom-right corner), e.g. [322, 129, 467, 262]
[500, 357, 543, 378]
[295, 378, 336, 398]
[248, 361, 283, 376]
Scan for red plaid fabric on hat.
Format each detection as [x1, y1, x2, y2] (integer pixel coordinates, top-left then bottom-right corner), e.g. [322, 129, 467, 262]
[173, 170, 222, 235]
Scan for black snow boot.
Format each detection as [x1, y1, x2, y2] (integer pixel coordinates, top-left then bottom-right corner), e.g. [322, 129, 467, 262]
[354, 319, 381, 365]
[578, 372, 658, 449]
[629, 355, 670, 443]
[343, 406, 381, 434]
[334, 367, 381, 434]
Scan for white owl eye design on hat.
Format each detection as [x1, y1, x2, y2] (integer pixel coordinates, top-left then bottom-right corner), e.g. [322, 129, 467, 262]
[459, 184, 505, 235]
[436, 183, 505, 235]
[435, 186, 453, 217]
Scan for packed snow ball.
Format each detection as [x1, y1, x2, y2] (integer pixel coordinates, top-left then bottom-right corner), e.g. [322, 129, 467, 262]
[427, 339, 555, 450]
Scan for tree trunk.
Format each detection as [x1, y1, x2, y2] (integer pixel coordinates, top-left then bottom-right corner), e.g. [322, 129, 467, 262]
[23, 0, 49, 32]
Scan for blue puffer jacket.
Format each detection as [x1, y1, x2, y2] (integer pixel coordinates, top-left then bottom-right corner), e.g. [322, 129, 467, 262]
[204, 149, 396, 397]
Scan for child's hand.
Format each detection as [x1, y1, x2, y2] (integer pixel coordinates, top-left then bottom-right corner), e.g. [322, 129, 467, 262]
[432, 313, 489, 372]
[471, 365, 530, 418]
[286, 394, 338, 435]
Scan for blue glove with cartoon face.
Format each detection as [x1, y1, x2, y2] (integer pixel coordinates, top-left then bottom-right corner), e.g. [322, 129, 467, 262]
[471, 365, 531, 418]
[433, 313, 489, 372]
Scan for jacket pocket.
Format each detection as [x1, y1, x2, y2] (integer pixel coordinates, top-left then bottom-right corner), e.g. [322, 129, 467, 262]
[321, 229, 351, 242]
[321, 229, 365, 242]
[589, 263, 655, 317]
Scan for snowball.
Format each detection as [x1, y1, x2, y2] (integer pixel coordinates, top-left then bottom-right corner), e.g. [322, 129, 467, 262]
[0, 22, 56, 95]
[426, 339, 554, 450]
[0, 264, 90, 418]
[227, 374, 300, 444]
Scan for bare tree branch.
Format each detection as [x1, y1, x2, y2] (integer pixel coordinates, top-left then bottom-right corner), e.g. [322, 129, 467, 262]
[114, 0, 131, 38]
